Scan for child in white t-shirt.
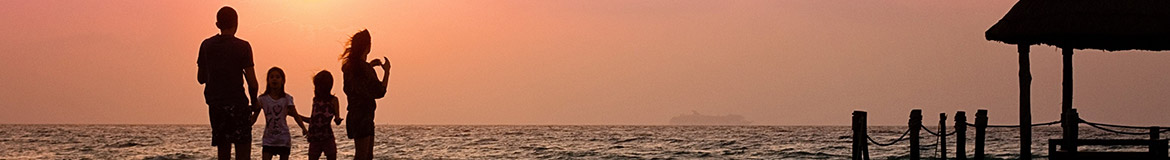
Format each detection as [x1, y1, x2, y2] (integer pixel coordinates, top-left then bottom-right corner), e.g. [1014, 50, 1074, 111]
[252, 67, 307, 160]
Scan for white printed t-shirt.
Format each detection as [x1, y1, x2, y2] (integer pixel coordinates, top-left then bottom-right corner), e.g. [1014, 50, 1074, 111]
[259, 93, 294, 147]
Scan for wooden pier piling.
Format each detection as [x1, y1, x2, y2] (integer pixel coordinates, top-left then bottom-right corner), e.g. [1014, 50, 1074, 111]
[974, 109, 987, 160]
[852, 111, 867, 160]
[955, 111, 967, 160]
[909, 109, 922, 160]
[851, 107, 1167, 159]
[1154, 126, 1163, 156]
[1153, 126, 1161, 141]
[939, 113, 947, 160]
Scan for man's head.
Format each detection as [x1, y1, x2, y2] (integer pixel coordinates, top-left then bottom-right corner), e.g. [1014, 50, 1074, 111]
[215, 6, 238, 36]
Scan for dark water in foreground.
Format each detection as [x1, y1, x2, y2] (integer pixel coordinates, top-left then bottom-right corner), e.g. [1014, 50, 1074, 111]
[0, 125, 1159, 159]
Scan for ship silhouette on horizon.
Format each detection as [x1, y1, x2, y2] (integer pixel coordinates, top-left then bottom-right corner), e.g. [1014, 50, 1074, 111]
[669, 111, 752, 126]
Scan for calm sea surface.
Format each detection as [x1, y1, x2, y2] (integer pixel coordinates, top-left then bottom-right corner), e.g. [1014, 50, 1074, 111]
[0, 125, 1157, 159]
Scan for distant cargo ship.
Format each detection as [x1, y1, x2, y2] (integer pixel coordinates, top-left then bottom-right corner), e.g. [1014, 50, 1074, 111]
[669, 111, 752, 125]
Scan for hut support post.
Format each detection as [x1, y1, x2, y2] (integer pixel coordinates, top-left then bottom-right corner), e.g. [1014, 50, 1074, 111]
[1063, 108, 1079, 153]
[956, 111, 968, 160]
[852, 111, 867, 160]
[975, 109, 988, 160]
[1018, 45, 1033, 159]
[1151, 126, 1165, 157]
[939, 113, 948, 160]
[1152, 126, 1160, 141]
[1061, 47, 1078, 153]
[910, 109, 923, 160]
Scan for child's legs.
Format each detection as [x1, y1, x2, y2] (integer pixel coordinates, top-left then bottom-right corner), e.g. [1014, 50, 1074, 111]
[262, 150, 273, 160]
[309, 151, 321, 160]
[308, 142, 322, 160]
[216, 145, 232, 160]
[262, 145, 290, 160]
[353, 137, 365, 160]
[354, 136, 373, 160]
[309, 140, 337, 160]
[324, 141, 338, 160]
[233, 142, 250, 160]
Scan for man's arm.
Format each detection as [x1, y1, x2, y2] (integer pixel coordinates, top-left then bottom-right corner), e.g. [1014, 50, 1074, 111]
[244, 67, 260, 125]
[196, 44, 208, 84]
[250, 105, 261, 125]
[197, 68, 207, 84]
[244, 67, 259, 106]
[242, 41, 258, 106]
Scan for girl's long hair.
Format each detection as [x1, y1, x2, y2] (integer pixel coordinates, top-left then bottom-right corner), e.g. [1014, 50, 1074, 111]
[262, 67, 285, 97]
[340, 29, 371, 65]
[313, 70, 335, 100]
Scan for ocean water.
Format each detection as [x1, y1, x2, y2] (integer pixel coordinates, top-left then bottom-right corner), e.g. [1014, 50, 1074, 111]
[0, 125, 1159, 159]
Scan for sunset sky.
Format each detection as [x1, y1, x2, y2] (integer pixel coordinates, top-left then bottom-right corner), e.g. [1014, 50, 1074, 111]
[3, 0, 1170, 125]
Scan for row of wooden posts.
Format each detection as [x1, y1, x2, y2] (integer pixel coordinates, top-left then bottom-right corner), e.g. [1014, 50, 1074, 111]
[851, 109, 987, 160]
[854, 108, 1170, 160]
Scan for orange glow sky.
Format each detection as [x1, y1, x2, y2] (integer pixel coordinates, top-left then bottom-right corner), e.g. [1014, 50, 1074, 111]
[4, 0, 1170, 125]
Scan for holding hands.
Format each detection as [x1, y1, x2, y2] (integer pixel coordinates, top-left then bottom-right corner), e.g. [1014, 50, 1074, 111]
[249, 100, 263, 125]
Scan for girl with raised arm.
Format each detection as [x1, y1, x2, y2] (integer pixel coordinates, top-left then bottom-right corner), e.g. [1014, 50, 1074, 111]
[340, 30, 389, 160]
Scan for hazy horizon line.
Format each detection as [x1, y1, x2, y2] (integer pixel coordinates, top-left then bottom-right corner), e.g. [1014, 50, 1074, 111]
[0, 123, 853, 127]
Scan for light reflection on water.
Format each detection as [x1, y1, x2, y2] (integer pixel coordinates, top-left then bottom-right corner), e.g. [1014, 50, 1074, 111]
[0, 125, 1155, 159]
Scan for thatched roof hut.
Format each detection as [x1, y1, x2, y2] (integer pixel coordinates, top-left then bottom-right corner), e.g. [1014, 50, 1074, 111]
[986, 0, 1170, 51]
[985, 0, 1170, 159]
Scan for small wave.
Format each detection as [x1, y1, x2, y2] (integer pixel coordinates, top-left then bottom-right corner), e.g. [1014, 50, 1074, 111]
[466, 138, 498, 145]
[520, 146, 552, 152]
[106, 141, 148, 148]
[722, 147, 749, 155]
[443, 133, 471, 137]
[533, 149, 601, 159]
[717, 140, 737, 146]
[553, 150, 600, 158]
[671, 150, 714, 157]
[600, 154, 643, 159]
[141, 153, 197, 160]
[614, 137, 647, 144]
[67, 146, 94, 152]
[820, 145, 848, 150]
[475, 138, 498, 142]
[784, 151, 848, 159]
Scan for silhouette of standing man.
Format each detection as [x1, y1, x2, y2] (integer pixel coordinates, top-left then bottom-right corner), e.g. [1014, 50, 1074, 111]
[197, 6, 260, 160]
